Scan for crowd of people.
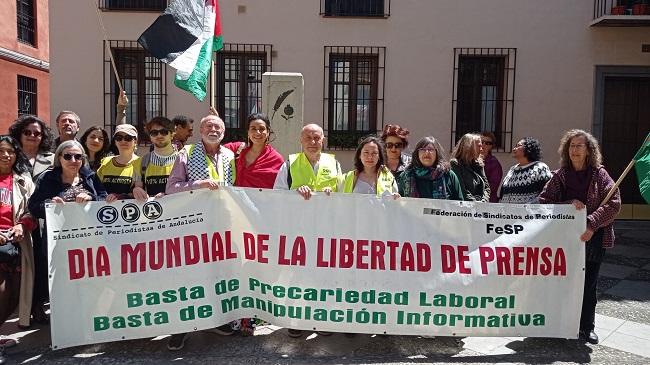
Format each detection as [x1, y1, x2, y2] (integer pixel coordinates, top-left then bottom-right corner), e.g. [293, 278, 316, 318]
[0, 96, 621, 358]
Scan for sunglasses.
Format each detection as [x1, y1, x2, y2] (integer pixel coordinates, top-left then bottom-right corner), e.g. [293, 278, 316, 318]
[62, 153, 83, 161]
[22, 130, 42, 138]
[148, 129, 170, 137]
[482, 140, 494, 146]
[114, 134, 136, 142]
[385, 142, 404, 149]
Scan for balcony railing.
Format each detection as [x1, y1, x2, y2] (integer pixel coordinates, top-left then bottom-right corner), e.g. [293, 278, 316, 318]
[592, 0, 650, 26]
[99, 0, 167, 11]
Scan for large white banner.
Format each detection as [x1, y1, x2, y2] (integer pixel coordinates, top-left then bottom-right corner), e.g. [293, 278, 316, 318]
[47, 188, 585, 349]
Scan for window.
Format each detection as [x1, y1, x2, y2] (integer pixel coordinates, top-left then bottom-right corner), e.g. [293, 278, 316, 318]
[17, 75, 37, 116]
[214, 44, 272, 143]
[103, 40, 167, 139]
[99, 0, 167, 11]
[324, 46, 385, 149]
[451, 48, 516, 152]
[321, 0, 390, 17]
[17, 0, 35, 45]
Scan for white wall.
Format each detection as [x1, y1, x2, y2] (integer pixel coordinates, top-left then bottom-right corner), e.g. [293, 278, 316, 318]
[50, 0, 650, 171]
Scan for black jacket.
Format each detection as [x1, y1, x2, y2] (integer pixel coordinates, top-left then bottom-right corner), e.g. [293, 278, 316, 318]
[28, 166, 108, 219]
[450, 159, 491, 202]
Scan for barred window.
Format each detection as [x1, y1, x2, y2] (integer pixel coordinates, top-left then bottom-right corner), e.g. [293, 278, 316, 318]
[17, 0, 35, 45]
[103, 40, 167, 139]
[452, 48, 516, 152]
[324, 46, 385, 149]
[321, 0, 390, 17]
[17, 75, 37, 116]
[214, 44, 272, 143]
[99, 0, 167, 11]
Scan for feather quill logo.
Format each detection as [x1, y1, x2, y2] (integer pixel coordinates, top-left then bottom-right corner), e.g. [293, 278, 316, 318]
[271, 88, 295, 120]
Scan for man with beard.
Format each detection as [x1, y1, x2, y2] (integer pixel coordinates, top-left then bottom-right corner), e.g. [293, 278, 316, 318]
[166, 114, 235, 193]
[164, 114, 235, 350]
[140, 117, 178, 197]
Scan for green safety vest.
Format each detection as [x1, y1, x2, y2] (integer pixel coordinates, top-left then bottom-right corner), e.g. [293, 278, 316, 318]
[342, 167, 395, 196]
[288, 153, 339, 191]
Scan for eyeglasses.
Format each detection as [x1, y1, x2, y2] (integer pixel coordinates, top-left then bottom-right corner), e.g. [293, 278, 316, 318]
[418, 148, 436, 154]
[385, 142, 404, 149]
[0, 149, 16, 156]
[482, 140, 493, 146]
[148, 129, 170, 137]
[114, 134, 136, 142]
[569, 144, 586, 150]
[22, 130, 42, 138]
[62, 153, 83, 161]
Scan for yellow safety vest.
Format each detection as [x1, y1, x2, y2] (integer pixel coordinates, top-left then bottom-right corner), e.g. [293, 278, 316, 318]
[97, 156, 141, 195]
[342, 167, 395, 196]
[288, 153, 339, 191]
[184, 144, 235, 185]
[143, 154, 176, 196]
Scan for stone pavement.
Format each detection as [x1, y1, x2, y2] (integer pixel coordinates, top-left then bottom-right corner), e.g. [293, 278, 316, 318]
[0, 221, 648, 364]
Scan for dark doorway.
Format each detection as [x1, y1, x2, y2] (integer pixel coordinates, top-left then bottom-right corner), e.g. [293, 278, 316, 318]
[601, 76, 650, 205]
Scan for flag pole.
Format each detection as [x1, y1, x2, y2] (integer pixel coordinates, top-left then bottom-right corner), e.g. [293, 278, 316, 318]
[599, 159, 634, 207]
[95, 6, 123, 92]
[599, 133, 650, 207]
[210, 56, 217, 115]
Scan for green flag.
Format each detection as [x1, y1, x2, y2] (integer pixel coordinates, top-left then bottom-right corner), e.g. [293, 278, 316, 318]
[635, 132, 650, 204]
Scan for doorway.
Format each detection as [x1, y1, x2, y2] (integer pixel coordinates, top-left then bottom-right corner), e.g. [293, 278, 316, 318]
[596, 68, 650, 219]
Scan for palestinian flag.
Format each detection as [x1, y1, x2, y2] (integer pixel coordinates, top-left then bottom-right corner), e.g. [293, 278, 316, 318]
[634, 132, 650, 204]
[138, 0, 222, 101]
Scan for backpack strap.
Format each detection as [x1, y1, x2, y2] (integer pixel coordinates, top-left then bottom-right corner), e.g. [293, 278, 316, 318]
[141, 153, 151, 178]
[286, 160, 292, 188]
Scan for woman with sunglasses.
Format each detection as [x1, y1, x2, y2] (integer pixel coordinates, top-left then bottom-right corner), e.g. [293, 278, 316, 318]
[223, 113, 284, 190]
[97, 124, 146, 203]
[451, 133, 490, 202]
[342, 136, 398, 197]
[79, 126, 111, 172]
[9, 116, 55, 327]
[0, 136, 37, 362]
[397, 136, 463, 200]
[9, 115, 55, 181]
[28, 140, 107, 217]
[380, 124, 411, 179]
[479, 132, 503, 203]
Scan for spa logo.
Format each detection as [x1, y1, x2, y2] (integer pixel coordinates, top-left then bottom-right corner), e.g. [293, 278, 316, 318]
[96, 201, 163, 224]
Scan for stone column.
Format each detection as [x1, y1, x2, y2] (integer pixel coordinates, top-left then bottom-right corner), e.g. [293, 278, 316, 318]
[262, 72, 304, 159]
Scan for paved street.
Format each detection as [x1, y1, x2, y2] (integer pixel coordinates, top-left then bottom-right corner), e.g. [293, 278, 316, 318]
[1, 221, 648, 364]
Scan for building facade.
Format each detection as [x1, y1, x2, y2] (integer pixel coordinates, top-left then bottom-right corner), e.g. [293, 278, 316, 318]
[50, 0, 650, 218]
[0, 0, 50, 130]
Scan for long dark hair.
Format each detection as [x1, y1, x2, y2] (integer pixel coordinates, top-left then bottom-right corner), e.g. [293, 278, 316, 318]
[0, 135, 31, 175]
[410, 136, 449, 170]
[8, 115, 54, 154]
[245, 113, 273, 145]
[79, 126, 111, 162]
[354, 136, 386, 173]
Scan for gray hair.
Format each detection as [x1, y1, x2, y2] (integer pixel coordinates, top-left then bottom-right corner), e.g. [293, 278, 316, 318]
[56, 110, 81, 128]
[53, 140, 87, 167]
